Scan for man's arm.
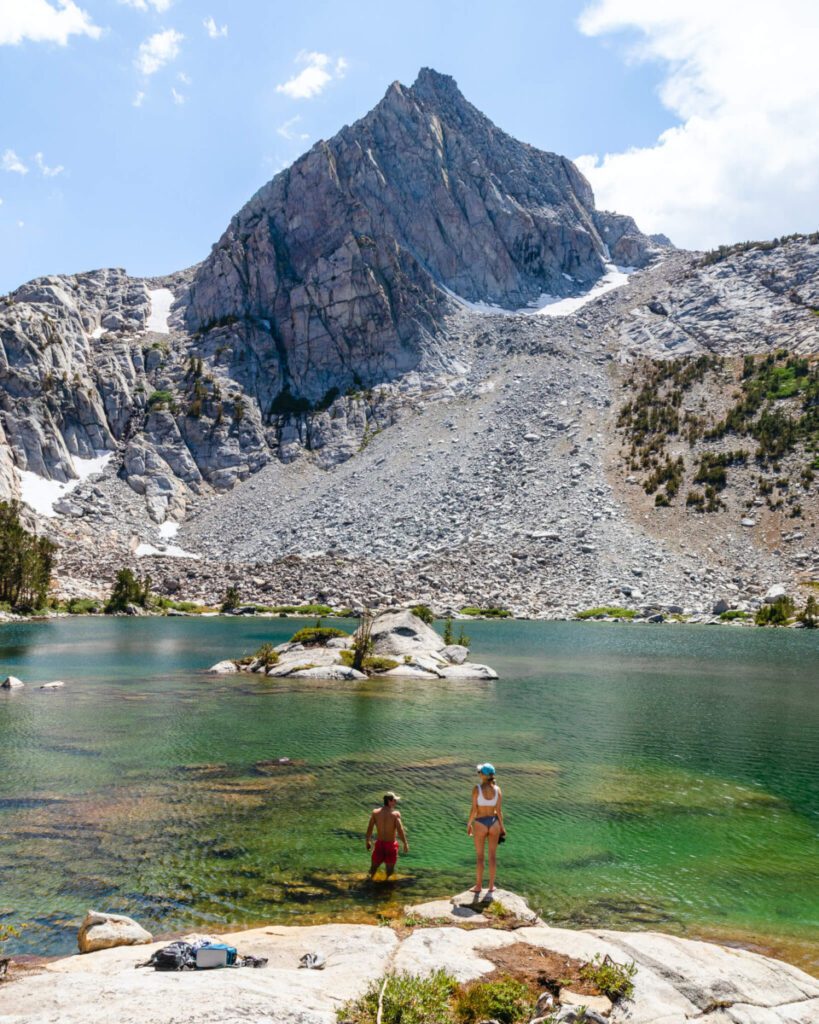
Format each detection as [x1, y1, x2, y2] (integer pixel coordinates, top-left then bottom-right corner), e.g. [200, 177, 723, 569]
[395, 812, 409, 853]
[365, 811, 376, 850]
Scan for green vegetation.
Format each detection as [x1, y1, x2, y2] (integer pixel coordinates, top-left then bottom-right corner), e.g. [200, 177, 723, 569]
[339, 650, 398, 674]
[798, 595, 818, 628]
[576, 607, 637, 620]
[105, 568, 151, 613]
[147, 389, 173, 408]
[289, 625, 349, 646]
[700, 231, 819, 266]
[66, 597, 101, 614]
[253, 643, 280, 668]
[454, 977, 534, 1024]
[338, 971, 534, 1024]
[719, 609, 749, 621]
[442, 618, 454, 644]
[0, 501, 55, 611]
[755, 596, 795, 626]
[410, 604, 435, 624]
[460, 606, 512, 618]
[578, 954, 637, 1001]
[350, 608, 374, 673]
[618, 350, 818, 513]
[339, 970, 458, 1024]
[221, 585, 240, 612]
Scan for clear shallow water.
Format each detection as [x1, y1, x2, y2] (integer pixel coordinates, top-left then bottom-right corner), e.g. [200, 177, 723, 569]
[0, 617, 816, 970]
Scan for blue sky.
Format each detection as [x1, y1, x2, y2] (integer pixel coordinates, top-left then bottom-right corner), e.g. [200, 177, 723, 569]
[1, 0, 817, 294]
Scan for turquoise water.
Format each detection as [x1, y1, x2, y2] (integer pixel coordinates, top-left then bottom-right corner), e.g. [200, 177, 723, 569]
[0, 617, 816, 969]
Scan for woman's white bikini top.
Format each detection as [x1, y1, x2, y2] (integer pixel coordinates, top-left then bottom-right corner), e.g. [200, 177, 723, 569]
[476, 783, 499, 808]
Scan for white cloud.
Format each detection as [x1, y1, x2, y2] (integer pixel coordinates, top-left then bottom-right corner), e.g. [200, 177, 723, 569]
[277, 116, 309, 142]
[2, 149, 28, 174]
[576, 0, 819, 249]
[0, 0, 101, 46]
[135, 27, 183, 76]
[276, 51, 348, 100]
[34, 152, 64, 177]
[17, 220, 24, 228]
[177, 70, 190, 85]
[132, 90, 145, 107]
[171, 86, 185, 104]
[120, 0, 173, 11]
[203, 15, 227, 39]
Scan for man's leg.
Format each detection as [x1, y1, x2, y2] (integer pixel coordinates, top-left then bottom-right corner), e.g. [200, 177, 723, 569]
[369, 842, 383, 879]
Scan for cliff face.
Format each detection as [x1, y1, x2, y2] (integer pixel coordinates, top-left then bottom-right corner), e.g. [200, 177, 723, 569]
[184, 68, 656, 401]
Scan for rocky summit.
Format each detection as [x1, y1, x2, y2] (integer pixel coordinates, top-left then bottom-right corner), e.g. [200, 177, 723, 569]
[0, 68, 817, 616]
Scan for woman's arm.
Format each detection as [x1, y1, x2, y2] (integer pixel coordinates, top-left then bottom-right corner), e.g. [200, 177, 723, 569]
[467, 786, 478, 835]
[496, 788, 505, 834]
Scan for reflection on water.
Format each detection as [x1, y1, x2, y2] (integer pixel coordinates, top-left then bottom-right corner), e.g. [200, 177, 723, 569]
[0, 616, 817, 971]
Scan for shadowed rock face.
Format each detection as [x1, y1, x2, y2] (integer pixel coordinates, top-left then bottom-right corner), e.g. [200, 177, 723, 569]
[185, 68, 656, 401]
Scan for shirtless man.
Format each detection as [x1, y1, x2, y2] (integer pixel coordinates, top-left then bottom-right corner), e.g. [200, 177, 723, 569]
[366, 792, 409, 879]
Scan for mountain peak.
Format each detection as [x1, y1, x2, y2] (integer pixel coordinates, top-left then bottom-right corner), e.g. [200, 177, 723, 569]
[185, 68, 658, 399]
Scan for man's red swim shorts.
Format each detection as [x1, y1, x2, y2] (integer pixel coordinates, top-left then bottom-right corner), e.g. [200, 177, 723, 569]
[371, 839, 399, 868]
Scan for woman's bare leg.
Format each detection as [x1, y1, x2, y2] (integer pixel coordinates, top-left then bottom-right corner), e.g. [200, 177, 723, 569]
[486, 824, 501, 890]
[471, 823, 488, 890]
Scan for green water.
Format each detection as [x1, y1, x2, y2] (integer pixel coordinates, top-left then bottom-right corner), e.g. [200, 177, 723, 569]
[0, 617, 817, 969]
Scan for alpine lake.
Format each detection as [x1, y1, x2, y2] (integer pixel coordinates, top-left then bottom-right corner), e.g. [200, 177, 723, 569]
[0, 616, 816, 973]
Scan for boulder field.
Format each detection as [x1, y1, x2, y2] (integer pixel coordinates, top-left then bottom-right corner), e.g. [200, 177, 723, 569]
[1, 891, 816, 1024]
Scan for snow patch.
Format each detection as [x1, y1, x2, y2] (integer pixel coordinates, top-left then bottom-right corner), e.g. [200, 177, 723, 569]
[158, 521, 180, 540]
[446, 264, 634, 319]
[18, 452, 113, 518]
[91, 326, 104, 339]
[146, 288, 174, 334]
[135, 541, 200, 560]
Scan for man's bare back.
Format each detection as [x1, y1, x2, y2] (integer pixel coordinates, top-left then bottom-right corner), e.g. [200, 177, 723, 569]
[369, 806, 403, 842]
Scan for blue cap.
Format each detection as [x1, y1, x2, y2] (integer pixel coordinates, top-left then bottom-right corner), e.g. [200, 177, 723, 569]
[477, 763, 496, 775]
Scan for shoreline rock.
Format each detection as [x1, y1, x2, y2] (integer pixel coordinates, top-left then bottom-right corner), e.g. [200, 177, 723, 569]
[1, 891, 816, 1024]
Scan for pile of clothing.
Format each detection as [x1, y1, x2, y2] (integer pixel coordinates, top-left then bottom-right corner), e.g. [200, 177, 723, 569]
[138, 939, 267, 971]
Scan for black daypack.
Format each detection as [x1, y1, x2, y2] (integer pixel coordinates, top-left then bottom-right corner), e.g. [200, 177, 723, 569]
[144, 940, 196, 971]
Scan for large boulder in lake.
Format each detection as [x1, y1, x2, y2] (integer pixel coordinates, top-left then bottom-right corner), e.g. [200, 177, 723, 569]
[77, 910, 152, 953]
[368, 609, 446, 657]
[1, 675, 24, 689]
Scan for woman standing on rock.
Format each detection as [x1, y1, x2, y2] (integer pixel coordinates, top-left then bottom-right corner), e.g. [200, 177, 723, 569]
[467, 762, 505, 893]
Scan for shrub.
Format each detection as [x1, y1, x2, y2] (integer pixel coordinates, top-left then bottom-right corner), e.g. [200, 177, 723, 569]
[294, 604, 334, 616]
[798, 595, 818, 627]
[576, 607, 636, 620]
[340, 650, 397, 674]
[410, 604, 434, 624]
[351, 609, 374, 672]
[221, 585, 240, 612]
[454, 976, 534, 1024]
[460, 606, 511, 618]
[338, 969, 458, 1024]
[0, 501, 56, 610]
[147, 389, 173, 408]
[719, 609, 748, 621]
[755, 596, 795, 626]
[106, 568, 151, 613]
[442, 618, 454, 644]
[67, 597, 100, 614]
[254, 643, 280, 667]
[578, 954, 637, 1000]
[290, 626, 349, 646]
